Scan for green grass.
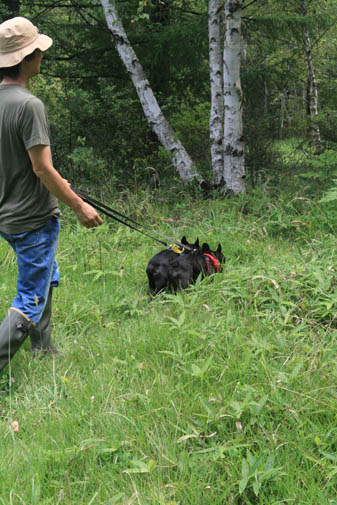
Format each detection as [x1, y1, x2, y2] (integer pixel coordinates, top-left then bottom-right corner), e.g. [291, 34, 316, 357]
[1, 185, 337, 504]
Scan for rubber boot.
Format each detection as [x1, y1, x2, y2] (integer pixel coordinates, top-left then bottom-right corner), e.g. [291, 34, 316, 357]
[0, 308, 31, 372]
[30, 288, 58, 356]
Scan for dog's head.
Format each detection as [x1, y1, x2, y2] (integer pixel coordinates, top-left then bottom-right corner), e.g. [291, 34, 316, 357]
[202, 242, 225, 272]
[181, 236, 200, 252]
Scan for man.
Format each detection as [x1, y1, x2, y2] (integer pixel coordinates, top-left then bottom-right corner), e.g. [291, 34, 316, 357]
[0, 17, 102, 373]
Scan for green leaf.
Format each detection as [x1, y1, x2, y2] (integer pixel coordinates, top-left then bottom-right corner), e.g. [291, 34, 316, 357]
[241, 458, 249, 479]
[105, 494, 125, 505]
[321, 451, 337, 462]
[239, 476, 248, 494]
[253, 480, 261, 496]
[191, 364, 202, 377]
[123, 459, 156, 474]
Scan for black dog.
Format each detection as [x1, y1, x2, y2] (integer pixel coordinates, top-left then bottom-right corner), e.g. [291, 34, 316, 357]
[146, 237, 200, 295]
[167, 242, 225, 292]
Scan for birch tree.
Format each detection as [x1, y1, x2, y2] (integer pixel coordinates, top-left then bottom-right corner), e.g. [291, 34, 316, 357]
[303, 27, 322, 153]
[208, 0, 245, 193]
[274, 0, 332, 152]
[299, 1, 322, 153]
[208, 0, 224, 185]
[294, 0, 336, 152]
[99, 0, 200, 182]
[223, 0, 245, 194]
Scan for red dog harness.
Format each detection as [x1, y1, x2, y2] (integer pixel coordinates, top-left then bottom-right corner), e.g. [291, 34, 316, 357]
[203, 253, 221, 274]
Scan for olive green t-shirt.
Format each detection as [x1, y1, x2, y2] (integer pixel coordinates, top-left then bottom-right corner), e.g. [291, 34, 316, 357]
[0, 84, 60, 234]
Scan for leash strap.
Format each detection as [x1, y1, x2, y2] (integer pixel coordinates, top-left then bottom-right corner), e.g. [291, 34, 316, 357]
[73, 187, 192, 251]
[76, 190, 167, 247]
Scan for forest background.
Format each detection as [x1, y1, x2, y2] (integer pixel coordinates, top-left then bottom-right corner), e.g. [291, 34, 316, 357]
[2, 0, 337, 194]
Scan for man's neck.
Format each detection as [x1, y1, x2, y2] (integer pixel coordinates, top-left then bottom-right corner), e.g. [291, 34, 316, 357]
[1, 76, 28, 87]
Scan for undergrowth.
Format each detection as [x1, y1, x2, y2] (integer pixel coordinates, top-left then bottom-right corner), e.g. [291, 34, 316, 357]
[1, 183, 337, 504]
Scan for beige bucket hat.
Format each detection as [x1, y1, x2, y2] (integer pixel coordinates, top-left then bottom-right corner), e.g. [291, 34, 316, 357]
[0, 17, 52, 68]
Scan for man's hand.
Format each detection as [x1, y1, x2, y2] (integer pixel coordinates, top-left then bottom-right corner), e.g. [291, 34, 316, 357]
[74, 201, 103, 228]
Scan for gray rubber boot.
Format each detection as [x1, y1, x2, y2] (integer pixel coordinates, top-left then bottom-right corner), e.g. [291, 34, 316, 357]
[30, 288, 58, 356]
[0, 309, 31, 372]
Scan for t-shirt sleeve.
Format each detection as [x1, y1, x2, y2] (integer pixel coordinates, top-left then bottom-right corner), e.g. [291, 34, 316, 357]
[19, 97, 51, 150]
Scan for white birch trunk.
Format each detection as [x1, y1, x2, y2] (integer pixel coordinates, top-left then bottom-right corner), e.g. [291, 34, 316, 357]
[264, 78, 269, 116]
[100, 0, 199, 182]
[280, 88, 288, 139]
[304, 29, 322, 153]
[223, 0, 245, 194]
[208, 0, 224, 185]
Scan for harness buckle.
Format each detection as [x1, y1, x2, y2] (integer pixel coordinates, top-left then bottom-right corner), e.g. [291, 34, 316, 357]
[171, 244, 184, 254]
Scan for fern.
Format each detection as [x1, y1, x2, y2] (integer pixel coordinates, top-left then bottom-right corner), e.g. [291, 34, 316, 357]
[320, 179, 337, 202]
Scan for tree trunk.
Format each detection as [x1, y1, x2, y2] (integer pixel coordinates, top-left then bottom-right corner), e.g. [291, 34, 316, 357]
[304, 29, 322, 153]
[223, 0, 245, 194]
[280, 88, 288, 139]
[100, 0, 199, 182]
[208, 0, 224, 185]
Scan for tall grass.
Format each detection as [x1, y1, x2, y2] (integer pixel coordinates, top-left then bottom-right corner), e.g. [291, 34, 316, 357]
[1, 185, 337, 504]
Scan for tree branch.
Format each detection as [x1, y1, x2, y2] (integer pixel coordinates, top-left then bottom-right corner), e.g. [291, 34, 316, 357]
[41, 72, 125, 79]
[30, 0, 67, 21]
[21, 1, 100, 6]
[242, 0, 267, 11]
[311, 16, 337, 49]
[70, 0, 108, 30]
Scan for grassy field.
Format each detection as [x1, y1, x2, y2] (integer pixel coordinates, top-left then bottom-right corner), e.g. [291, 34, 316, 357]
[1, 178, 337, 504]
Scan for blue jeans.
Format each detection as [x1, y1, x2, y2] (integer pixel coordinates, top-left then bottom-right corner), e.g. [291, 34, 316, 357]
[0, 217, 60, 324]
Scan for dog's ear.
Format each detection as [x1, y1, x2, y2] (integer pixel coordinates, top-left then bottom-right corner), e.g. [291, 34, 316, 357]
[202, 242, 211, 253]
[181, 236, 188, 245]
[215, 243, 225, 263]
[194, 238, 200, 248]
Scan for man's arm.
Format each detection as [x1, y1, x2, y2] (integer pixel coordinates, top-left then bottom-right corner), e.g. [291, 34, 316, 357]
[28, 144, 103, 228]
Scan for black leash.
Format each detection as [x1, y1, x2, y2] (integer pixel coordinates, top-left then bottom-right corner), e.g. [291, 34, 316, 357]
[73, 187, 192, 251]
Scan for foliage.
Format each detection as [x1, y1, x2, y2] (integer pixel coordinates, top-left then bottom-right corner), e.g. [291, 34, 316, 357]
[242, 0, 337, 179]
[9, 0, 334, 187]
[169, 100, 211, 173]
